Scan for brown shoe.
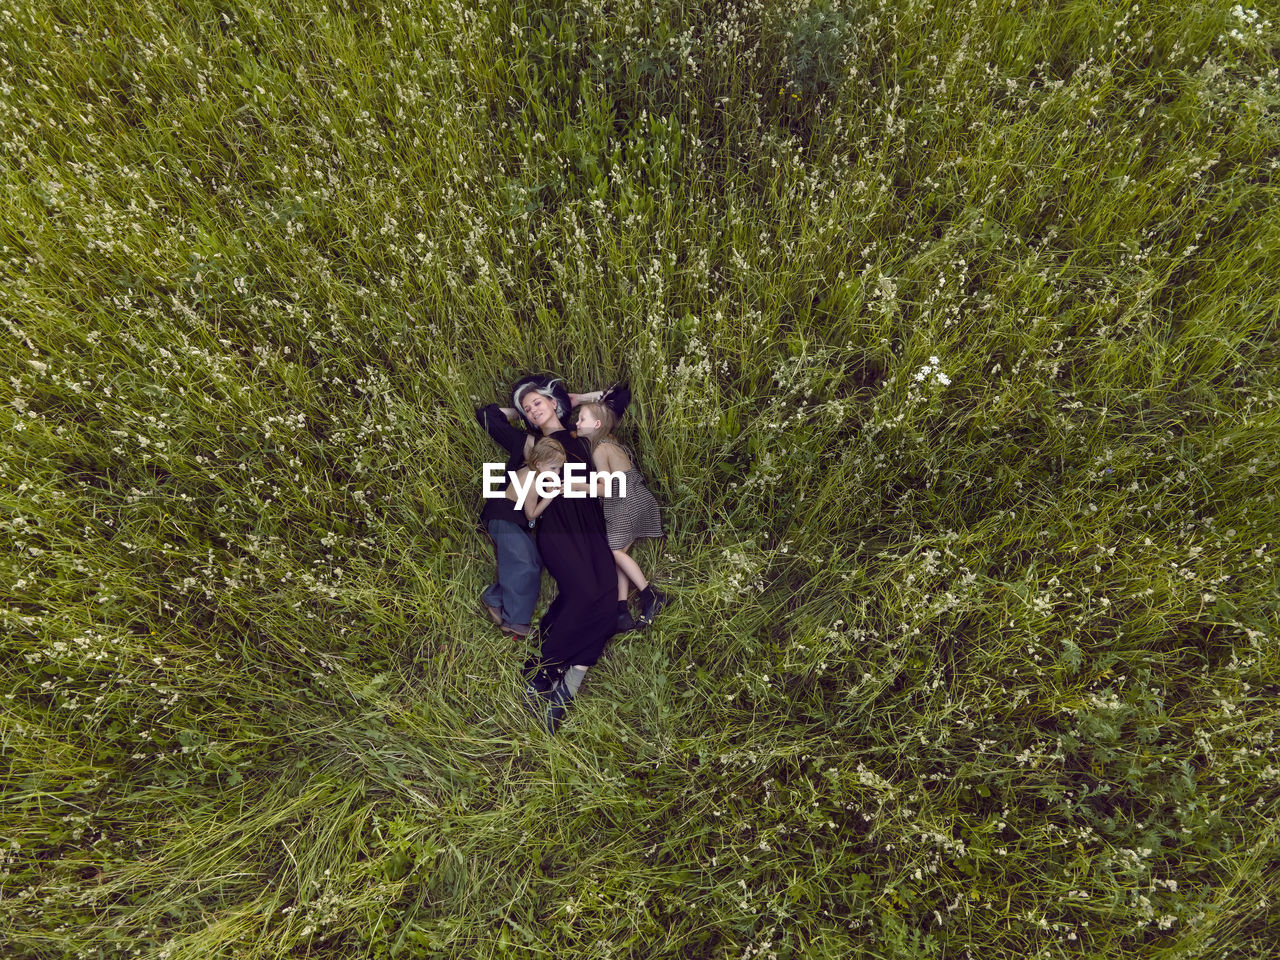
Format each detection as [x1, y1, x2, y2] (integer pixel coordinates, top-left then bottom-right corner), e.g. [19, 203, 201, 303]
[482, 601, 503, 627]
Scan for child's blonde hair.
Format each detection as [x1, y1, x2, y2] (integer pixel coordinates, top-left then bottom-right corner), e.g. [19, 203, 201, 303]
[576, 401, 618, 457]
[527, 437, 567, 472]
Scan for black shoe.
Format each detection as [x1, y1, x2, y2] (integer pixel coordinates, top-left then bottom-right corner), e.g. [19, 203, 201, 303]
[617, 608, 638, 633]
[637, 587, 667, 626]
[521, 666, 557, 718]
[545, 677, 575, 734]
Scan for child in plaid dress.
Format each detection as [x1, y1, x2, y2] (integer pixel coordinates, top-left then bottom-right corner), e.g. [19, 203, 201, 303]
[571, 401, 666, 629]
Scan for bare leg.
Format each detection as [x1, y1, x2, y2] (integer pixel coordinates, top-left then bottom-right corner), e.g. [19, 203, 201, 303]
[616, 566, 630, 602]
[612, 547, 649, 591]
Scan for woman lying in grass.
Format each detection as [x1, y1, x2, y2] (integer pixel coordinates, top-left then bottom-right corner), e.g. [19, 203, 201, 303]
[474, 375, 629, 639]
[498, 374, 632, 461]
[518, 434, 617, 734]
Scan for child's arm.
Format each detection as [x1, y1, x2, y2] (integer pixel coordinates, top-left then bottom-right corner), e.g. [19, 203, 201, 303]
[526, 487, 559, 521]
[540, 472, 593, 496]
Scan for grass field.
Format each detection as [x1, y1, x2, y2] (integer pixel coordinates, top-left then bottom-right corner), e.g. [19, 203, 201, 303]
[3, 0, 1279, 957]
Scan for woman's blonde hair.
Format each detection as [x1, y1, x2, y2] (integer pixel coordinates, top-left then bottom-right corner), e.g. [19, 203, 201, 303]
[527, 437, 567, 472]
[513, 377, 569, 423]
[576, 401, 618, 457]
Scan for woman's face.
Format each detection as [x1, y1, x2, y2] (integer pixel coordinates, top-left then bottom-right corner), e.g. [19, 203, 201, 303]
[522, 392, 558, 430]
[575, 409, 601, 436]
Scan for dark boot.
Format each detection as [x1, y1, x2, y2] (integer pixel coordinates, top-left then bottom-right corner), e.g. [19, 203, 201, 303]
[616, 600, 638, 634]
[544, 675, 575, 734]
[521, 664, 559, 718]
[637, 585, 667, 626]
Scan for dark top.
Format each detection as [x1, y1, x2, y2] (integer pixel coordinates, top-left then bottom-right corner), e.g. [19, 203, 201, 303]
[475, 385, 631, 527]
[476, 403, 533, 527]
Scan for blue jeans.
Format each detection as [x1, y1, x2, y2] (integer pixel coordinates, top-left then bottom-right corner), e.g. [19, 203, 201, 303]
[482, 517, 541, 634]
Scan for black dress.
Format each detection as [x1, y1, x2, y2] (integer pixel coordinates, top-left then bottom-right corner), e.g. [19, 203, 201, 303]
[532, 430, 617, 668]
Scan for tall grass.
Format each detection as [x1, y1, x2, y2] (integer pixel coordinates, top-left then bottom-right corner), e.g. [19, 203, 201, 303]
[2, 0, 1278, 957]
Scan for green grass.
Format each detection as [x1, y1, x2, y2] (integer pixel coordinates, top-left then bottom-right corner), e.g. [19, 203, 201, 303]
[3, 0, 1279, 957]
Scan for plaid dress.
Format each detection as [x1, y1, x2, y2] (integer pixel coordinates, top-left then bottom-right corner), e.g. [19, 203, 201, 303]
[594, 440, 664, 550]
